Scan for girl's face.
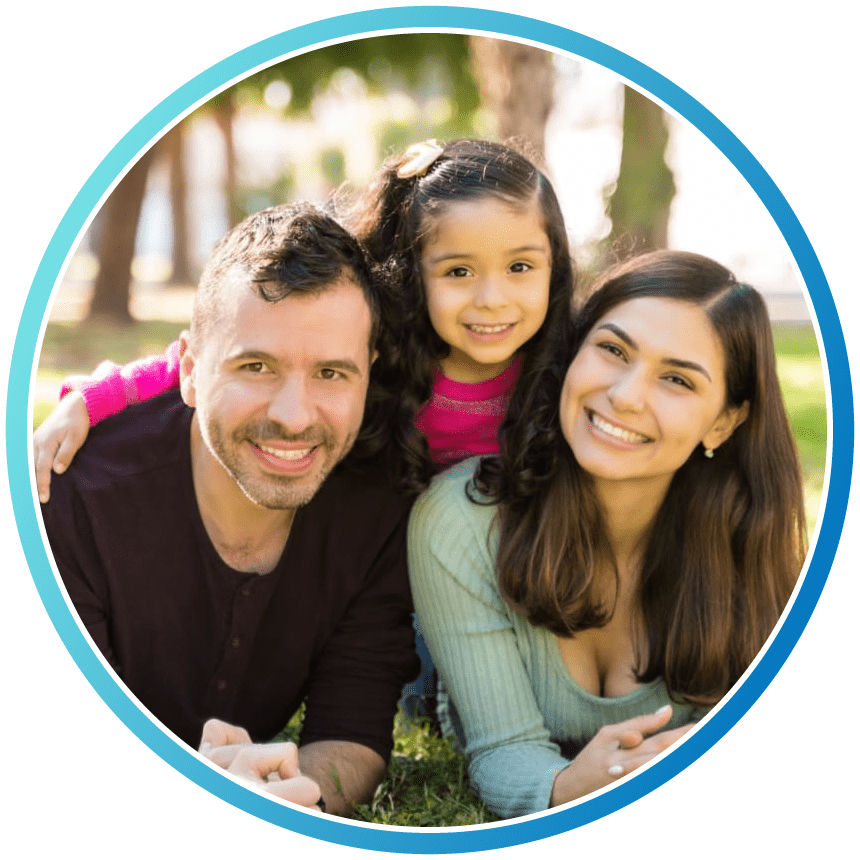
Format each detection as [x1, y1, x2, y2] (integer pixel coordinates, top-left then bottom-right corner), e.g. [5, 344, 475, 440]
[560, 296, 745, 497]
[420, 196, 551, 384]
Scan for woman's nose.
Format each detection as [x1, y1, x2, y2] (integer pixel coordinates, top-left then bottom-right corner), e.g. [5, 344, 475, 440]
[607, 368, 647, 412]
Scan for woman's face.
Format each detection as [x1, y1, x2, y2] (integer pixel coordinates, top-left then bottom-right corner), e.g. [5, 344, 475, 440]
[560, 296, 742, 493]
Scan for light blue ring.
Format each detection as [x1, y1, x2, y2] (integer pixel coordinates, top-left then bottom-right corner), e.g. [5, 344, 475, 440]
[7, 6, 853, 853]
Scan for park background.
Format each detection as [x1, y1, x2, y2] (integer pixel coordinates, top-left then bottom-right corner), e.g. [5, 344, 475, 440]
[30, 28, 827, 825]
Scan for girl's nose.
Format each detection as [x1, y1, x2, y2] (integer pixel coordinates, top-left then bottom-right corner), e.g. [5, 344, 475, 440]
[473, 276, 507, 308]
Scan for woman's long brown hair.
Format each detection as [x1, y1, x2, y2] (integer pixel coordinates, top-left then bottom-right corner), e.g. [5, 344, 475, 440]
[474, 250, 807, 704]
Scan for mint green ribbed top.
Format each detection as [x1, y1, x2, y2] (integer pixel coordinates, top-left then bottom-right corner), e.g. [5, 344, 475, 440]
[407, 458, 707, 819]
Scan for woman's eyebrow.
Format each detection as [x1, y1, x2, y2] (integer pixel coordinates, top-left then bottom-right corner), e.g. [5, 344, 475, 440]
[596, 322, 636, 348]
[663, 357, 712, 382]
[595, 323, 712, 382]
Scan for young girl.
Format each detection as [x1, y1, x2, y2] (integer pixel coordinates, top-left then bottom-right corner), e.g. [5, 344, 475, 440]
[34, 139, 574, 500]
[33, 139, 576, 718]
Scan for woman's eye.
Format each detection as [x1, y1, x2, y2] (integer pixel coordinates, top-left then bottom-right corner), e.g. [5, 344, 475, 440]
[665, 373, 693, 390]
[509, 261, 533, 273]
[597, 342, 625, 359]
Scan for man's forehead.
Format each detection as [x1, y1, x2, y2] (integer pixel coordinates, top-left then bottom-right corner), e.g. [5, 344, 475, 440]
[212, 273, 374, 360]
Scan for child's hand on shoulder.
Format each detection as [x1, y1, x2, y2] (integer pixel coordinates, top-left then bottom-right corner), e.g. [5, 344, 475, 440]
[34, 391, 90, 504]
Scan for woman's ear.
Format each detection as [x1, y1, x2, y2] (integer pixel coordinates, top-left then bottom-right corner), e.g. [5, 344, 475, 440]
[178, 330, 196, 408]
[702, 400, 750, 453]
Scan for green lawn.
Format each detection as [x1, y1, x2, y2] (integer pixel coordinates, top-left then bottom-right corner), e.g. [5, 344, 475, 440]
[33, 317, 828, 825]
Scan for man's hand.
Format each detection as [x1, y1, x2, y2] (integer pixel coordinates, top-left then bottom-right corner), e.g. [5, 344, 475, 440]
[199, 719, 323, 811]
[34, 390, 90, 503]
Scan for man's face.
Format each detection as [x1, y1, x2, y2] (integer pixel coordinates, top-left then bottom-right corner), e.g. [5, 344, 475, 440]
[182, 274, 374, 509]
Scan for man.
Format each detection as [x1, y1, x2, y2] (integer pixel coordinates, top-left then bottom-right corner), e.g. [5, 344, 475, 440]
[40, 204, 418, 815]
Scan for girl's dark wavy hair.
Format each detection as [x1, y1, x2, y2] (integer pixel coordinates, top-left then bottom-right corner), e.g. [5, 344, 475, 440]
[348, 139, 575, 494]
[475, 250, 807, 704]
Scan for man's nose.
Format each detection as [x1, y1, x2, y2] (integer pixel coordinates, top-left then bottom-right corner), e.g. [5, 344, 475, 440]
[268, 374, 315, 433]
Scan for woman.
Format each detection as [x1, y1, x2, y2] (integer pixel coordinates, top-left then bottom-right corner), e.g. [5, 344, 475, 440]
[408, 250, 806, 819]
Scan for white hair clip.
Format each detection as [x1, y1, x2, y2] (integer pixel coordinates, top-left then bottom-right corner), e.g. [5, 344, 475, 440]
[396, 139, 444, 179]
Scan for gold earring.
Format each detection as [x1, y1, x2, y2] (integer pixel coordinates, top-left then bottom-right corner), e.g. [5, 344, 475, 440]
[704, 447, 715, 459]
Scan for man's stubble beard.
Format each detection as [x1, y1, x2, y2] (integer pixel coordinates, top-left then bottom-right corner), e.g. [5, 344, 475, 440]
[204, 416, 357, 510]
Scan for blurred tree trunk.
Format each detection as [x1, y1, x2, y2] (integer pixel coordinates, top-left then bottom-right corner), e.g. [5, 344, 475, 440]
[87, 146, 157, 323]
[163, 122, 193, 284]
[606, 86, 676, 254]
[469, 37, 555, 158]
[213, 92, 240, 227]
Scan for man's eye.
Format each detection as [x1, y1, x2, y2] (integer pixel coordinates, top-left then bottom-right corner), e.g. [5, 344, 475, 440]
[240, 362, 266, 373]
[318, 368, 344, 381]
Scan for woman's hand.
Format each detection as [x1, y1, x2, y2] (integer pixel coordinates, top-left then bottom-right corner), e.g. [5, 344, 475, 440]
[551, 705, 694, 806]
[34, 391, 90, 503]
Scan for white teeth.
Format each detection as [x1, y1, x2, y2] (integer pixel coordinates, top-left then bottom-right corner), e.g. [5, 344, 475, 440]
[258, 444, 313, 460]
[589, 412, 650, 444]
[466, 323, 513, 334]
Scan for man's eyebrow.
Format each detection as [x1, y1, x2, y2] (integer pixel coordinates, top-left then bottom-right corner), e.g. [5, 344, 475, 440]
[315, 359, 362, 376]
[226, 350, 363, 376]
[225, 349, 276, 364]
[595, 323, 712, 382]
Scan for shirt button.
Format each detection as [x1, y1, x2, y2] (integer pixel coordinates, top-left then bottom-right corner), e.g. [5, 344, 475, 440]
[241, 587, 251, 597]
[231, 637, 241, 649]
[216, 680, 227, 691]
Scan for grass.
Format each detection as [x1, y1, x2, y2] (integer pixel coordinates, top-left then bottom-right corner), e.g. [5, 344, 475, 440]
[274, 706, 498, 825]
[32, 316, 828, 825]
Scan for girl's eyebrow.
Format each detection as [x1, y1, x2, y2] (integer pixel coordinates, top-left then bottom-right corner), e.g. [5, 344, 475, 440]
[595, 322, 713, 382]
[427, 244, 549, 265]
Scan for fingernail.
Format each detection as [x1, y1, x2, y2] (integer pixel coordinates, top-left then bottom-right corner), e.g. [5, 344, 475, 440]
[39, 494, 48, 504]
[654, 704, 671, 715]
[608, 765, 624, 777]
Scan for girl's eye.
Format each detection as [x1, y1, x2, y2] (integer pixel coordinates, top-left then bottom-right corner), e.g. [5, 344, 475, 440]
[509, 261, 533, 274]
[445, 266, 471, 278]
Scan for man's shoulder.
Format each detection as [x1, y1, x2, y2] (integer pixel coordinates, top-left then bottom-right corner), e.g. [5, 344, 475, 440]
[313, 461, 414, 520]
[62, 391, 192, 490]
[288, 462, 414, 562]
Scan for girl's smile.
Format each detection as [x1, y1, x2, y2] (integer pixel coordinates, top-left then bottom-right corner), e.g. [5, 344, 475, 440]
[420, 196, 551, 384]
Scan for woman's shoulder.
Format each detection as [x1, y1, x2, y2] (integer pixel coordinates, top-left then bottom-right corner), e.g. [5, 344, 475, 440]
[409, 457, 497, 544]
[419, 456, 494, 506]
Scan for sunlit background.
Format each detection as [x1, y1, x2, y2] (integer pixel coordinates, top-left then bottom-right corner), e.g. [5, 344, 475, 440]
[39, 35, 822, 531]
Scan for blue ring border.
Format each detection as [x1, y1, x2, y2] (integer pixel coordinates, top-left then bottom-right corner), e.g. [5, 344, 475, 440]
[7, 6, 853, 854]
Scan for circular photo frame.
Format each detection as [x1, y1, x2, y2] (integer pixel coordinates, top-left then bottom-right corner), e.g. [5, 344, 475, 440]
[8, 6, 852, 853]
